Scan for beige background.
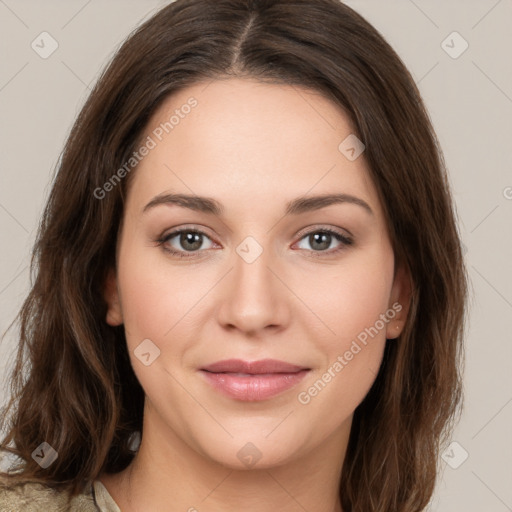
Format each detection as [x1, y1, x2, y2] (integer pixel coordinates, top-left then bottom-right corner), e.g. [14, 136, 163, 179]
[0, 1, 511, 510]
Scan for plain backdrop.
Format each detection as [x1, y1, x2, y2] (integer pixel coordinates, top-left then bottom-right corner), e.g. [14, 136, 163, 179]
[0, 1, 511, 510]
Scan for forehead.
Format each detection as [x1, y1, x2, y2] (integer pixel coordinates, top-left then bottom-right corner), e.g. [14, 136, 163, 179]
[126, 78, 381, 219]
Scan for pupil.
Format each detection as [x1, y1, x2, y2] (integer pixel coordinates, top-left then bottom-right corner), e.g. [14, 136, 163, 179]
[311, 232, 330, 250]
[181, 232, 202, 251]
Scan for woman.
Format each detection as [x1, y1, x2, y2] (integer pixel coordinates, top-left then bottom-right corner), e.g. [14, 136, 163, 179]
[0, 0, 467, 510]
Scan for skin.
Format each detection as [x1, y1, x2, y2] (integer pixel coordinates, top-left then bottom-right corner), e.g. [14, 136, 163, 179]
[100, 78, 411, 512]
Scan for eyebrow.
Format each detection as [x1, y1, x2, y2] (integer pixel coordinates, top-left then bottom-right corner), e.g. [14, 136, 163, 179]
[143, 192, 373, 217]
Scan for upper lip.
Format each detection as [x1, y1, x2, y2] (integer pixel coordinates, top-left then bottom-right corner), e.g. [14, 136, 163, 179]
[201, 359, 309, 374]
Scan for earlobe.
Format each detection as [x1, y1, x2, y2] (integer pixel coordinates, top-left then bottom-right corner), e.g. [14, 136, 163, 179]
[104, 268, 123, 326]
[386, 262, 412, 340]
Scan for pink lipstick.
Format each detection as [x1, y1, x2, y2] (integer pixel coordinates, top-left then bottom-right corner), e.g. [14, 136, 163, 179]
[199, 359, 310, 401]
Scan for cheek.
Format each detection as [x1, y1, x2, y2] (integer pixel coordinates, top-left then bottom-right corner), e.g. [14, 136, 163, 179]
[115, 247, 205, 400]
[119, 219, 212, 315]
[299, 248, 395, 346]
[115, 238, 201, 358]
[292, 249, 393, 416]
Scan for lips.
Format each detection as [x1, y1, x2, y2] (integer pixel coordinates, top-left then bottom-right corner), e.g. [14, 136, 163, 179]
[199, 359, 311, 401]
[201, 358, 308, 374]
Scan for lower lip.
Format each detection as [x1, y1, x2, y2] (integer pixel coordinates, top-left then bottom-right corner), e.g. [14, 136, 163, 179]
[200, 370, 310, 401]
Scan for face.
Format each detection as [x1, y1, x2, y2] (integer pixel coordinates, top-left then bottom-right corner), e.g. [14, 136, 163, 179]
[105, 78, 410, 469]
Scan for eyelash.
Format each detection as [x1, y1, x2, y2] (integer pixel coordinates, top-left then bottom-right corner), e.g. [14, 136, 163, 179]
[156, 226, 353, 259]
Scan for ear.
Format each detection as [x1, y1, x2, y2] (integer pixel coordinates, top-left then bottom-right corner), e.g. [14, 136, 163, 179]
[386, 261, 412, 340]
[104, 267, 123, 326]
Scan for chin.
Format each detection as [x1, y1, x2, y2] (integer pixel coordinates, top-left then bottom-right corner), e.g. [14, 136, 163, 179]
[195, 433, 304, 470]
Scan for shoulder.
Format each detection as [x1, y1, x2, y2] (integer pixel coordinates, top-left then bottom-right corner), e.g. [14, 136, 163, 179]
[0, 480, 98, 512]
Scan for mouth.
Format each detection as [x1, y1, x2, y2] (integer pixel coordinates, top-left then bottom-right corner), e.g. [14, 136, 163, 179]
[199, 359, 311, 401]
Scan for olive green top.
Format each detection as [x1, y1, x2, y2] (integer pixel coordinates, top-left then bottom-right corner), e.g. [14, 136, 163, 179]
[0, 480, 120, 511]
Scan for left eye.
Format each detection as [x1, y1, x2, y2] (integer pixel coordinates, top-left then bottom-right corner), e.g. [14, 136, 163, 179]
[295, 229, 352, 253]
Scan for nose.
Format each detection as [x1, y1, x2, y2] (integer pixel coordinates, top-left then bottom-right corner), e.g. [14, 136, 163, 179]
[216, 242, 291, 336]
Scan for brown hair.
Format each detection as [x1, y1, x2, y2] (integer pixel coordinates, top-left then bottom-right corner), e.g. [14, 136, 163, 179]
[0, 0, 467, 510]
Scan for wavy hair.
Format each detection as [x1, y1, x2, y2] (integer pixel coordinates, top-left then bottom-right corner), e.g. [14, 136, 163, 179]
[0, 1, 467, 510]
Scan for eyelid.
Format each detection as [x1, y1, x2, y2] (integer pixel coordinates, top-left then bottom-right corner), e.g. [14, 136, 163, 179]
[294, 223, 353, 240]
[159, 224, 217, 241]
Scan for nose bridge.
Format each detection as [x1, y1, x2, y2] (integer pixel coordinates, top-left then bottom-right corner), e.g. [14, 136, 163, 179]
[234, 241, 272, 296]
